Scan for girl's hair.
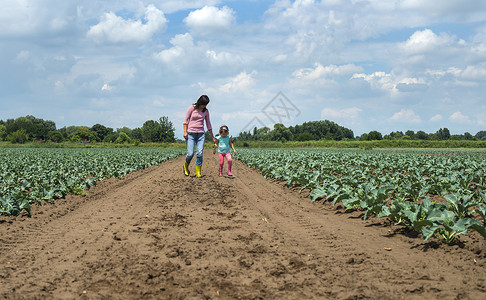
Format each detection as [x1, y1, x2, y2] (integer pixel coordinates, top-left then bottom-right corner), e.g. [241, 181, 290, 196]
[194, 95, 210, 112]
[219, 125, 229, 135]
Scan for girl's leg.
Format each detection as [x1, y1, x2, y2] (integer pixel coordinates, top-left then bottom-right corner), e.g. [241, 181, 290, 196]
[195, 132, 205, 166]
[185, 133, 195, 163]
[226, 153, 233, 175]
[218, 153, 224, 176]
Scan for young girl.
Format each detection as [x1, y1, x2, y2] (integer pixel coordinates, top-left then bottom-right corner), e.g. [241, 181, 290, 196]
[214, 125, 237, 176]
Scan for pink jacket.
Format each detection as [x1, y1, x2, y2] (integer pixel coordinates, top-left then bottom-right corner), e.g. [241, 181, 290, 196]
[183, 105, 212, 133]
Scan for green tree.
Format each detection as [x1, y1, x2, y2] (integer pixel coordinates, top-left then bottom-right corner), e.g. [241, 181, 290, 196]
[115, 132, 131, 144]
[131, 128, 143, 141]
[268, 123, 293, 142]
[367, 130, 383, 140]
[141, 117, 175, 143]
[384, 131, 403, 140]
[475, 131, 486, 140]
[158, 116, 176, 142]
[359, 133, 369, 141]
[117, 127, 132, 136]
[463, 132, 473, 140]
[0, 124, 6, 141]
[71, 126, 96, 142]
[405, 130, 415, 139]
[59, 126, 78, 140]
[47, 131, 64, 143]
[141, 120, 160, 142]
[5, 115, 56, 140]
[415, 130, 428, 140]
[91, 124, 113, 142]
[296, 132, 315, 141]
[436, 128, 451, 140]
[8, 129, 29, 144]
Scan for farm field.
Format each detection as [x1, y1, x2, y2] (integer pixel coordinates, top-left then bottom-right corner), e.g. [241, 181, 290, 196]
[237, 148, 486, 244]
[1, 148, 486, 299]
[0, 148, 186, 216]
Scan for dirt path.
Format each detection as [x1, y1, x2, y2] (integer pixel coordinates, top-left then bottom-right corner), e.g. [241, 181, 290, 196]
[1, 150, 485, 299]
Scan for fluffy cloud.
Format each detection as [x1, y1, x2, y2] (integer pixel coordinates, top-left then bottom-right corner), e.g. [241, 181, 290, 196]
[401, 29, 456, 54]
[351, 72, 395, 92]
[321, 107, 362, 126]
[184, 6, 235, 35]
[389, 109, 421, 124]
[216, 71, 256, 93]
[87, 5, 167, 44]
[449, 111, 471, 123]
[153, 33, 242, 74]
[293, 63, 362, 80]
[154, 33, 195, 65]
[399, 0, 486, 21]
[430, 114, 443, 122]
[395, 78, 428, 92]
[461, 64, 486, 81]
[0, 0, 77, 37]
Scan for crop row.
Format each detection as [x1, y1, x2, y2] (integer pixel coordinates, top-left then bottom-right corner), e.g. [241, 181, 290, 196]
[0, 148, 186, 216]
[236, 148, 486, 244]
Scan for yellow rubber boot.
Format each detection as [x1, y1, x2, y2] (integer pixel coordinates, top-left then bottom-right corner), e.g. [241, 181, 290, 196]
[195, 165, 202, 178]
[183, 161, 190, 176]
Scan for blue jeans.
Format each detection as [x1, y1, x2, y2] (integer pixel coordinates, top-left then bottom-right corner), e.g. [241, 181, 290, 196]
[186, 132, 205, 166]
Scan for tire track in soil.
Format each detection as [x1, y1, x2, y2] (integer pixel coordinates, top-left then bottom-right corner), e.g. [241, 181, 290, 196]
[1, 149, 486, 299]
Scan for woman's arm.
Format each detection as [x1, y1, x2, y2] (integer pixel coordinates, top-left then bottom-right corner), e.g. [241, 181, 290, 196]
[204, 111, 216, 143]
[183, 105, 194, 140]
[208, 129, 215, 143]
[229, 138, 237, 154]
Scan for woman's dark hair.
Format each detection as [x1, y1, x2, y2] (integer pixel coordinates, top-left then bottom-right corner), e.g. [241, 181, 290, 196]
[194, 95, 210, 112]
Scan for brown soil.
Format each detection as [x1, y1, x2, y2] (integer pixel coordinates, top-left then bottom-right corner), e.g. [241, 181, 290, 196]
[1, 150, 485, 299]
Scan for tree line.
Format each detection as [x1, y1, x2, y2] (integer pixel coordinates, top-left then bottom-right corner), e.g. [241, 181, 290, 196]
[359, 128, 486, 141]
[238, 121, 486, 142]
[238, 120, 354, 142]
[1, 115, 485, 144]
[0, 115, 176, 144]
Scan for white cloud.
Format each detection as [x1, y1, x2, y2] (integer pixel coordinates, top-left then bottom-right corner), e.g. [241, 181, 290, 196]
[430, 114, 443, 122]
[449, 111, 471, 123]
[389, 109, 421, 123]
[400, 0, 486, 21]
[461, 64, 486, 81]
[87, 5, 167, 44]
[219, 71, 256, 93]
[395, 77, 428, 92]
[184, 6, 235, 35]
[16, 50, 30, 62]
[293, 63, 363, 80]
[157, 0, 222, 14]
[205, 50, 242, 67]
[153, 33, 195, 69]
[101, 83, 113, 91]
[291, 63, 363, 87]
[351, 72, 395, 92]
[321, 107, 362, 126]
[401, 29, 457, 55]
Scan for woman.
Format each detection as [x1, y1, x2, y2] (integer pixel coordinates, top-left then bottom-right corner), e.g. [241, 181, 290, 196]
[183, 95, 216, 177]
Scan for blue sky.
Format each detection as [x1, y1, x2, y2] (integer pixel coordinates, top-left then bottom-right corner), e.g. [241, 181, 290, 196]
[1, 0, 486, 138]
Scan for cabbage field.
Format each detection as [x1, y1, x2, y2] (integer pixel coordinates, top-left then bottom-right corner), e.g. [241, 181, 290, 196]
[237, 148, 486, 244]
[0, 148, 186, 217]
